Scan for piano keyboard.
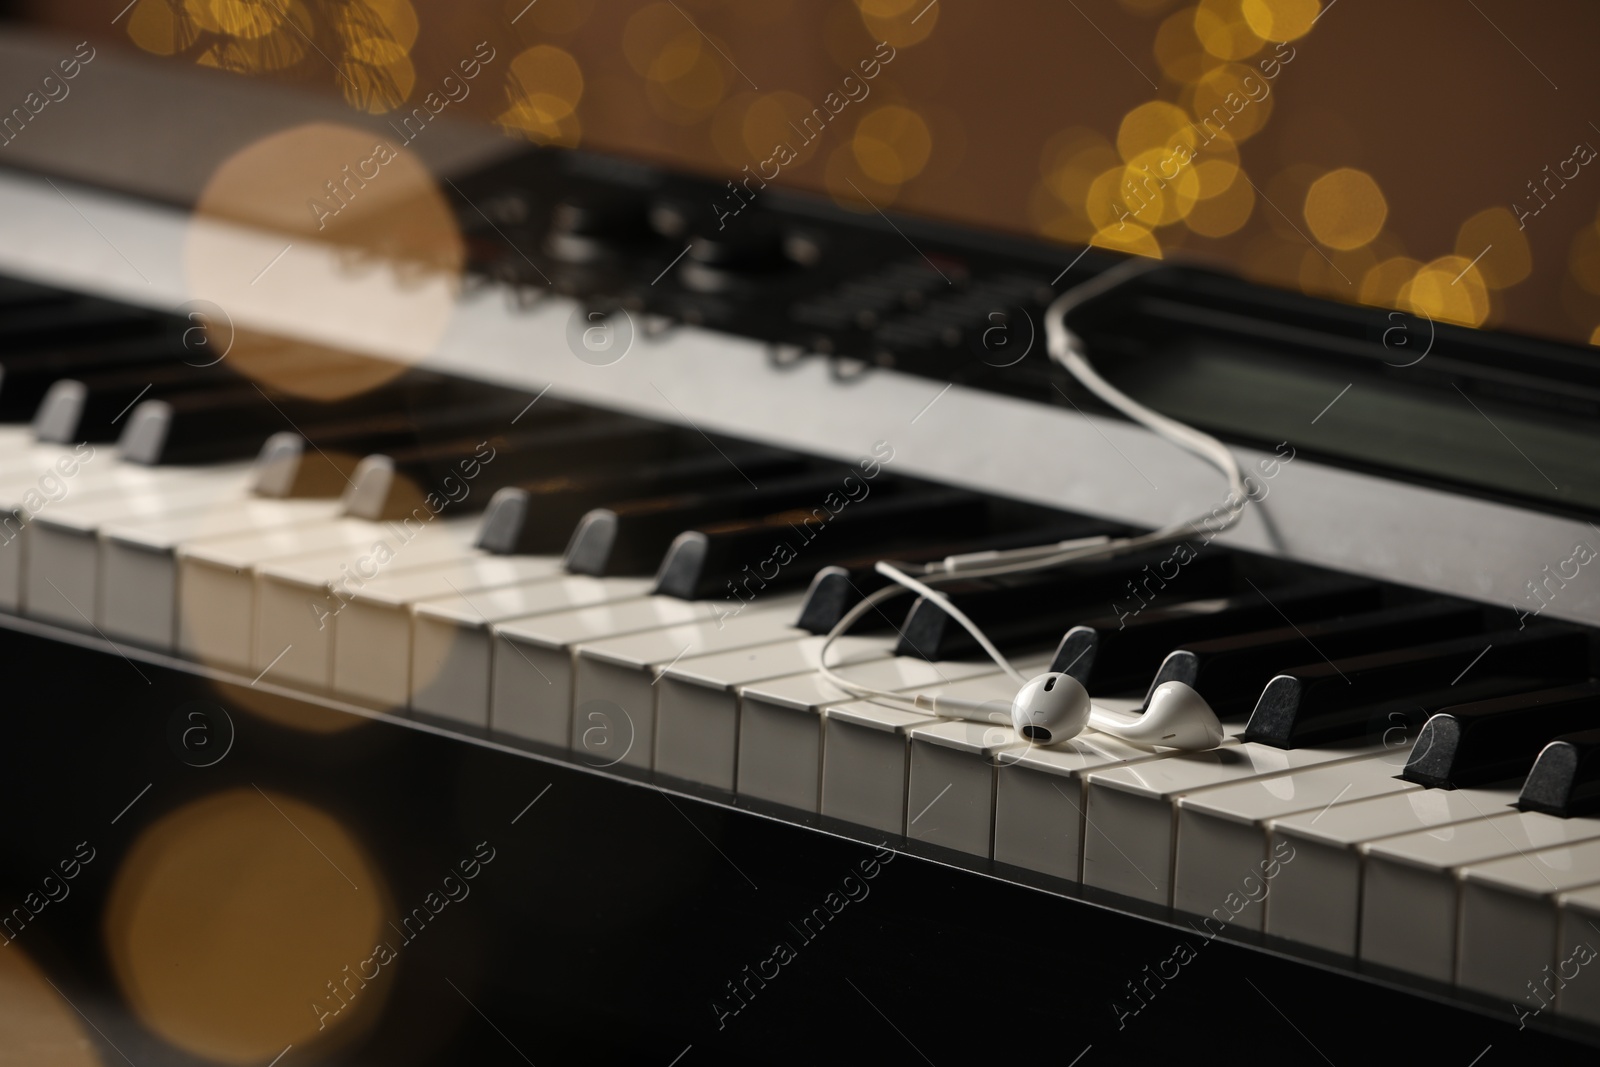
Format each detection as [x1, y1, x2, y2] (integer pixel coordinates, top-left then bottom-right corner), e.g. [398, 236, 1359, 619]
[6, 269, 1600, 1043]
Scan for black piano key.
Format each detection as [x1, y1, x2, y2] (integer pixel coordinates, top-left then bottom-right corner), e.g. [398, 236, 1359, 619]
[564, 471, 903, 577]
[1403, 681, 1600, 789]
[0, 299, 166, 356]
[474, 449, 810, 555]
[1518, 728, 1600, 817]
[33, 361, 244, 443]
[1047, 578, 1383, 692]
[1149, 600, 1489, 716]
[893, 548, 1234, 661]
[252, 398, 533, 499]
[0, 337, 197, 421]
[1244, 626, 1590, 749]
[790, 518, 1122, 634]
[652, 489, 991, 600]
[342, 418, 684, 521]
[119, 373, 529, 467]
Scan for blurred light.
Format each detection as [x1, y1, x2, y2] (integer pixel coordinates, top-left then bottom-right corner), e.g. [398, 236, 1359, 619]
[1154, 8, 1219, 83]
[1570, 225, 1600, 295]
[126, 0, 200, 55]
[1193, 0, 1266, 60]
[623, 4, 700, 78]
[1189, 62, 1273, 142]
[106, 789, 390, 1064]
[209, 0, 283, 40]
[1091, 221, 1164, 258]
[742, 91, 824, 167]
[508, 45, 584, 120]
[852, 105, 932, 185]
[1404, 255, 1491, 326]
[1116, 101, 1194, 161]
[1184, 171, 1254, 235]
[336, 0, 419, 56]
[1455, 207, 1531, 290]
[341, 54, 415, 113]
[185, 123, 463, 403]
[1303, 167, 1387, 250]
[1359, 255, 1423, 307]
[0, 947, 102, 1065]
[1121, 147, 1202, 226]
[1086, 165, 1133, 231]
[857, 0, 938, 47]
[1240, 0, 1320, 41]
[649, 51, 728, 121]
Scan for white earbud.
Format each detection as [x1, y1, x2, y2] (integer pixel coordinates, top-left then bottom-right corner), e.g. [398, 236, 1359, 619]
[1010, 672, 1092, 744]
[1091, 680, 1223, 750]
[912, 674, 1222, 751]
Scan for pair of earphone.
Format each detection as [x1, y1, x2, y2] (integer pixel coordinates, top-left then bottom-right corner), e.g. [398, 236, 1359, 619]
[817, 258, 1231, 751]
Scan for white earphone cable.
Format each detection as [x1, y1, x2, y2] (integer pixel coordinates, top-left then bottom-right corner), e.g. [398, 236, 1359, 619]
[816, 255, 1251, 713]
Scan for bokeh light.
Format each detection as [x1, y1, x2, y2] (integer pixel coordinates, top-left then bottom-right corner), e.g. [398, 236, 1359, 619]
[1240, 0, 1321, 41]
[105, 789, 390, 1064]
[1455, 207, 1532, 290]
[852, 105, 932, 185]
[1303, 168, 1388, 251]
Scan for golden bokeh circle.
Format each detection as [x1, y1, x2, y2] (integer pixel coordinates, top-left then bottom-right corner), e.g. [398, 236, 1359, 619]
[105, 789, 390, 1064]
[1241, 0, 1321, 41]
[852, 105, 933, 185]
[1194, 0, 1267, 60]
[1116, 101, 1195, 161]
[1404, 255, 1491, 326]
[1455, 207, 1532, 290]
[1303, 168, 1388, 251]
[186, 122, 464, 401]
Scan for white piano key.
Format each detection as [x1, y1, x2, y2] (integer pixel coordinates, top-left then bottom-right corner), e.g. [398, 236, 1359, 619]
[733, 653, 1014, 811]
[1081, 741, 1386, 907]
[652, 633, 893, 791]
[489, 594, 802, 752]
[993, 713, 1197, 884]
[1359, 811, 1600, 984]
[1172, 754, 1419, 934]
[254, 535, 504, 690]
[821, 698, 945, 835]
[0, 451, 248, 612]
[98, 497, 346, 648]
[1555, 887, 1600, 1025]
[905, 714, 1029, 858]
[410, 574, 654, 729]
[570, 609, 815, 772]
[1265, 782, 1519, 956]
[23, 478, 248, 629]
[175, 516, 476, 670]
[335, 554, 569, 709]
[1457, 838, 1600, 1001]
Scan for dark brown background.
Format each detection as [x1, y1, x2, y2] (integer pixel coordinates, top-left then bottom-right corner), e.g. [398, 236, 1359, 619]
[15, 0, 1600, 347]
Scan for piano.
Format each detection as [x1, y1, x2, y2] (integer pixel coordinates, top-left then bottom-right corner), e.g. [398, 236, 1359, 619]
[1, 14, 1600, 1067]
